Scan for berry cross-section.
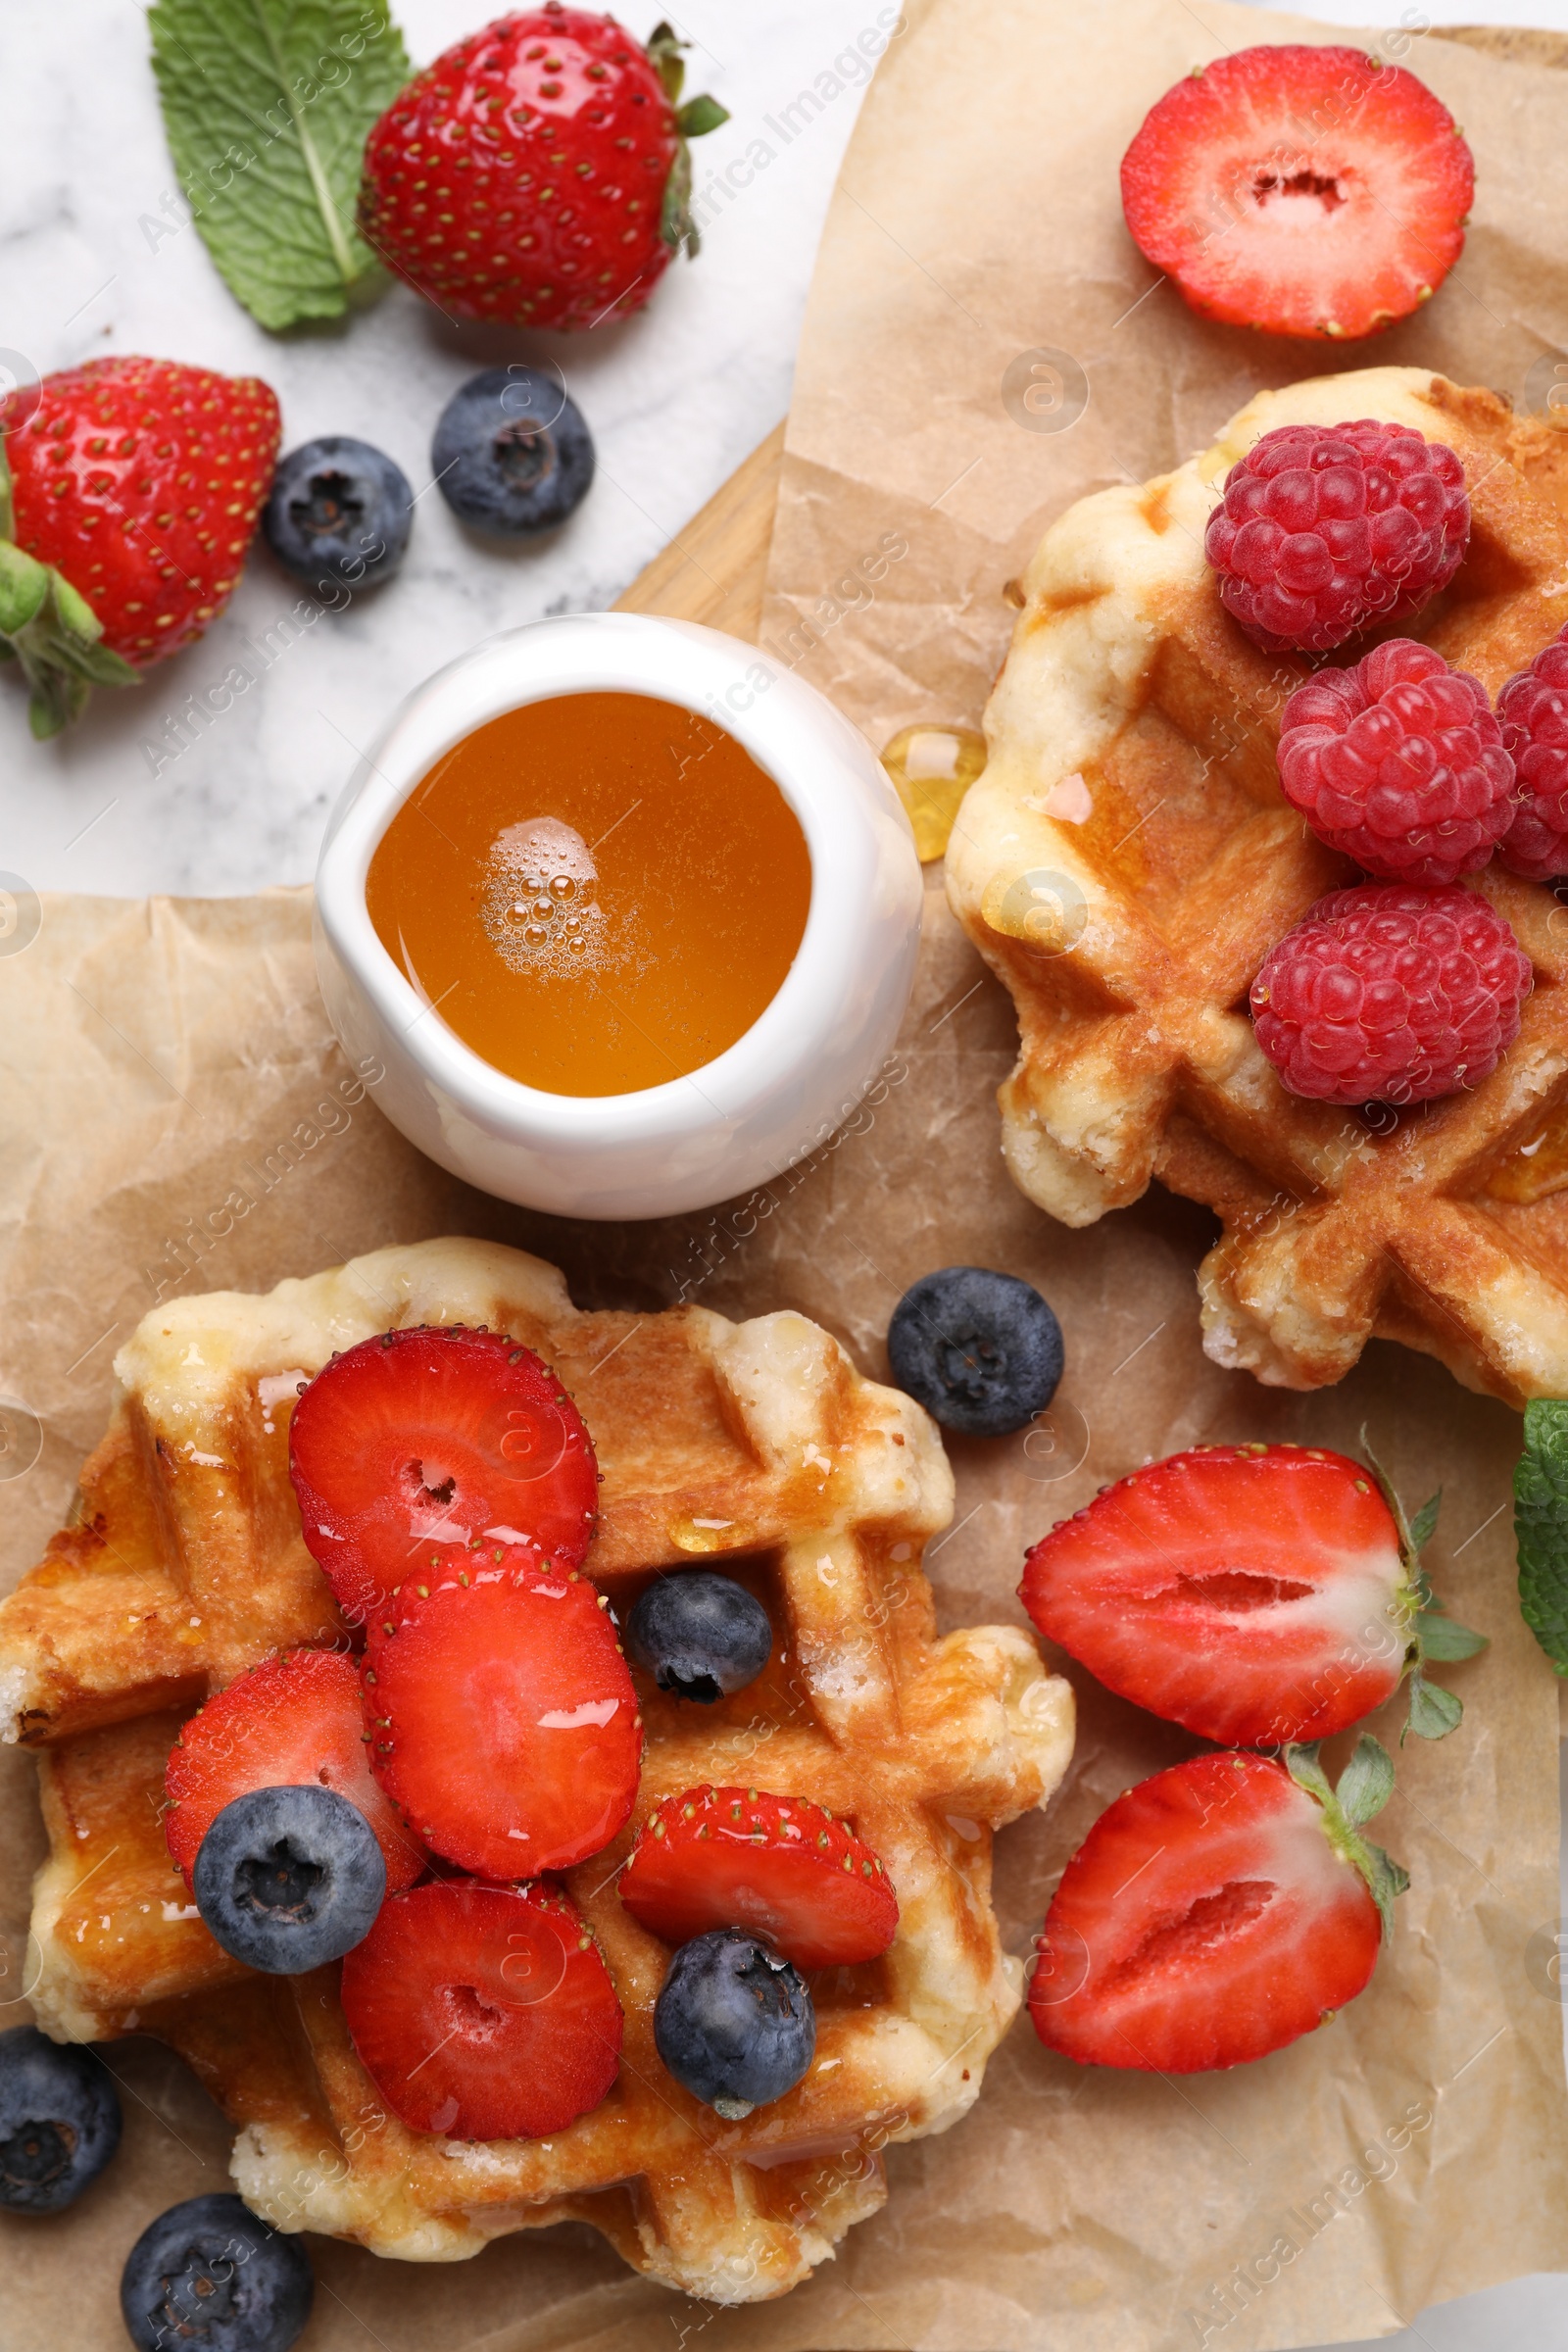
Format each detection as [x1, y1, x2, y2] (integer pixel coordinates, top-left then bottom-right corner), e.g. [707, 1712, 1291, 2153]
[289, 1325, 599, 1629]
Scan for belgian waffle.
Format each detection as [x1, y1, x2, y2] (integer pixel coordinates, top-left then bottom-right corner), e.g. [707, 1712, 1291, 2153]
[0, 1237, 1073, 2301]
[947, 366, 1568, 1404]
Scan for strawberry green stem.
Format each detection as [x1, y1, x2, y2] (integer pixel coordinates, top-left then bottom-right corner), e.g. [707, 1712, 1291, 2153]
[1285, 1736, 1409, 1938]
[647, 22, 729, 259]
[1359, 1426, 1488, 1743]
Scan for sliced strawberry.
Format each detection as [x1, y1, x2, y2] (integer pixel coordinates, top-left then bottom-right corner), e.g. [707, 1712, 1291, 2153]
[340, 1879, 622, 2139]
[289, 1326, 599, 1628]
[1019, 1443, 1481, 1746]
[618, 1787, 898, 1971]
[1030, 1746, 1401, 2073]
[1120, 45, 1474, 341]
[367, 1561, 640, 1876]
[164, 1647, 423, 1893]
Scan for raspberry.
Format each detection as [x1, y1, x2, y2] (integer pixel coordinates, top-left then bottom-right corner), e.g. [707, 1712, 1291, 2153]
[1276, 639, 1517, 886]
[1205, 422, 1470, 653]
[1250, 883, 1531, 1105]
[1497, 625, 1568, 880]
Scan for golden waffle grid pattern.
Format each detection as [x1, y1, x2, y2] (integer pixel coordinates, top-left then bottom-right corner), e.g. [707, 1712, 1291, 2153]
[946, 367, 1568, 1404]
[0, 1238, 1073, 2302]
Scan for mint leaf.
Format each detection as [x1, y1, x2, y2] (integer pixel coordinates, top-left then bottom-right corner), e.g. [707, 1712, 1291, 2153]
[148, 0, 411, 331]
[1516, 1398, 1568, 1674]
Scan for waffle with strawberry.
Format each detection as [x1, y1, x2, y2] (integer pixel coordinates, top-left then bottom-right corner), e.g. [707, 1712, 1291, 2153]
[948, 366, 1568, 1403]
[0, 1238, 1073, 2301]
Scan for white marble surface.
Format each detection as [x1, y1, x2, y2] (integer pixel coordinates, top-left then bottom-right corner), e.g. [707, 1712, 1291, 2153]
[1, 0, 882, 897]
[7, 2, 1568, 2345]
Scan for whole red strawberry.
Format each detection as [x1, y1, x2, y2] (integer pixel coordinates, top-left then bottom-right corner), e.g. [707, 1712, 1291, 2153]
[360, 7, 728, 332]
[1, 357, 279, 736]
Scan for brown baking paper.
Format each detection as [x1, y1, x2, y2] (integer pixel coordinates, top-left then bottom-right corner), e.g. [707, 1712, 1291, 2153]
[0, 880, 1564, 2352]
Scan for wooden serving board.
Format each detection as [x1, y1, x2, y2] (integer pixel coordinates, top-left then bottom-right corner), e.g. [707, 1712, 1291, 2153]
[612, 24, 1562, 649]
[612, 418, 783, 640]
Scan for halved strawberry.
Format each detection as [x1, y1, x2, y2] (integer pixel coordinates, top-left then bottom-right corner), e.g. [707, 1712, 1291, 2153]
[164, 1647, 423, 1893]
[1120, 45, 1474, 341]
[289, 1326, 599, 1628]
[1030, 1742, 1403, 2073]
[340, 1879, 622, 2139]
[618, 1787, 898, 1971]
[1019, 1444, 1483, 1746]
[367, 1560, 640, 1876]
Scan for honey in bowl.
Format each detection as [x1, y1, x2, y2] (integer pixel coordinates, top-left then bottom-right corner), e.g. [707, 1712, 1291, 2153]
[367, 691, 813, 1098]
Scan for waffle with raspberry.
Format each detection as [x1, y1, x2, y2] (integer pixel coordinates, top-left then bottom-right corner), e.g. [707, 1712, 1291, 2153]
[0, 1238, 1073, 2301]
[946, 367, 1568, 1402]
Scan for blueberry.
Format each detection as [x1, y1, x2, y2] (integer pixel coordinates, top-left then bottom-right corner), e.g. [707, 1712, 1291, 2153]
[654, 1930, 815, 2119]
[0, 2025, 121, 2213]
[262, 437, 412, 590]
[432, 367, 594, 535]
[626, 1572, 772, 1703]
[193, 1785, 386, 1974]
[887, 1265, 1063, 1437]
[121, 2192, 313, 2352]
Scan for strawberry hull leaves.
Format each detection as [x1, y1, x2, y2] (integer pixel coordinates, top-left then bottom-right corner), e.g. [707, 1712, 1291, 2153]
[1515, 1398, 1568, 1674]
[149, 0, 412, 330]
[647, 21, 730, 258]
[1357, 1429, 1489, 1741]
[1284, 1735, 1409, 1937]
[0, 443, 139, 739]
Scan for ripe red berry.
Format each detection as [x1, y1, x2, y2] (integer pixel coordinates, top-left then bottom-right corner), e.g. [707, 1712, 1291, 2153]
[1205, 423, 1469, 654]
[1276, 639, 1515, 884]
[1250, 882, 1532, 1105]
[1121, 45, 1474, 342]
[340, 1879, 622, 2139]
[1019, 1446, 1412, 1747]
[1497, 625, 1568, 881]
[1028, 1752, 1388, 2074]
[618, 1787, 898, 1971]
[367, 1559, 640, 1877]
[288, 1325, 599, 1632]
[2, 356, 279, 733]
[164, 1648, 425, 1895]
[359, 8, 726, 333]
